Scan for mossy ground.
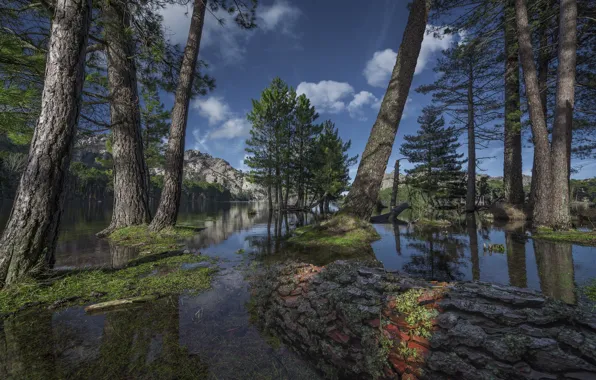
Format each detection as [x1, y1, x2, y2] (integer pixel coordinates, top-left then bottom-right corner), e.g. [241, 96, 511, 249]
[288, 214, 380, 253]
[0, 254, 215, 314]
[532, 227, 596, 246]
[416, 218, 452, 227]
[108, 225, 202, 255]
[586, 281, 596, 303]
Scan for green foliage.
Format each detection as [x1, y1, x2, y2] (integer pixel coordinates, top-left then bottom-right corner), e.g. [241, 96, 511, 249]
[245, 78, 356, 208]
[586, 281, 596, 303]
[0, 254, 214, 314]
[399, 106, 466, 212]
[393, 289, 438, 339]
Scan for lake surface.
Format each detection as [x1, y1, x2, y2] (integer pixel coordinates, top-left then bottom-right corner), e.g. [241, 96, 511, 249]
[0, 201, 595, 378]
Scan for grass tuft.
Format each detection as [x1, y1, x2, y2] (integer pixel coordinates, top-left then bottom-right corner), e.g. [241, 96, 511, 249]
[532, 229, 596, 246]
[0, 254, 215, 314]
[288, 214, 380, 253]
[108, 225, 202, 256]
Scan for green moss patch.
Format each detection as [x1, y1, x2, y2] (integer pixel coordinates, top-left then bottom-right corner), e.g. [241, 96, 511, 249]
[586, 281, 596, 303]
[288, 214, 380, 253]
[416, 218, 452, 227]
[108, 225, 202, 256]
[532, 229, 596, 246]
[0, 254, 215, 314]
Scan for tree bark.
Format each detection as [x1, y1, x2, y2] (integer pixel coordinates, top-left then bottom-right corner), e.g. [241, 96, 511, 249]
[0, 0, 91, 286]
[342, 0, 429, 220]
[549, 0, 576, 229]
[466, 60, 476, 213]
[98, 0, 151, 237]
[250, 261, 596, 379]
[149, 0, 207, 232]
[514, 0, 553, 226]
[503, 0, 525, 206]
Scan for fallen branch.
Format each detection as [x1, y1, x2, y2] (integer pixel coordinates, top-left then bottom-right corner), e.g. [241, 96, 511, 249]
[84, 295, 158, 314]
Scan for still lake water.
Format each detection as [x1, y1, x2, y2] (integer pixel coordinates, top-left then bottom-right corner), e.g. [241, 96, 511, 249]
[0, 200, 595, 379]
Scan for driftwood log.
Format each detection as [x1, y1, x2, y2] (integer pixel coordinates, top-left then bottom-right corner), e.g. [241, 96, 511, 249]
[249, 260, 596, 380]
[370, 203, 410, 223]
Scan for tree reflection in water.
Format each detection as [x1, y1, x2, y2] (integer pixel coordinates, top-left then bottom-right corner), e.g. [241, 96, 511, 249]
[534, 239, 576, 304]
[402, 225, 468, 281]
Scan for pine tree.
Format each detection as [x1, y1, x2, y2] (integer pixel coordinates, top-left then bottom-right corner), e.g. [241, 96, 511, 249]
[245, 78, 295, 210]
[311, 121, 358, 211]
[399, 107, 465, 209]
[417, 39, 501, 213]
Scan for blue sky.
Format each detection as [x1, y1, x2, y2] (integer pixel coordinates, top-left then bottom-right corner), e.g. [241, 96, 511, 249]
[159, 0, 595, 179]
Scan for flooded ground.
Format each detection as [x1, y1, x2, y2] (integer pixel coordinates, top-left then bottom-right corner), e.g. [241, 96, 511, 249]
[0, 201, 594, 378]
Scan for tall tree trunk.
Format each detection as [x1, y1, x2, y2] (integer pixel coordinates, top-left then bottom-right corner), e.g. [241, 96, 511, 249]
[149, 0, 207, 232]
[390, 160, 400, 209]
[503, 0, 525, 206]
[530, 0, 551, 213]
[466, 60, 476, 213]
[515, 0, 552, 226]
[98, 1, 151, 237]
[0, 0, 91, 286]
[342, 0, 429, 220]
[550, 0, 576, 229]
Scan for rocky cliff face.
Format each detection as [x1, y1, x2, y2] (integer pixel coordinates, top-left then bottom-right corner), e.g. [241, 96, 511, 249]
[179, 150, 265, 200]
[73, 136, 265, 200]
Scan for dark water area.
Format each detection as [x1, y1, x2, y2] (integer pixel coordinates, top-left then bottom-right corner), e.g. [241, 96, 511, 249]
[0, 200, 595, 378]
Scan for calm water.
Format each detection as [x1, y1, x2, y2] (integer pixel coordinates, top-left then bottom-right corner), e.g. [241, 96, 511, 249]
[0, 201, 595, 378]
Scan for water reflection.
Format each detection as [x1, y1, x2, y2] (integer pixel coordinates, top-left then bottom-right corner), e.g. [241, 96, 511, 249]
[534, 240, 576, 304]
[506, 231, 528, 288]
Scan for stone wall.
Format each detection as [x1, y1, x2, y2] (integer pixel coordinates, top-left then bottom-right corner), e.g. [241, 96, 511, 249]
[249, 260, 596, 380]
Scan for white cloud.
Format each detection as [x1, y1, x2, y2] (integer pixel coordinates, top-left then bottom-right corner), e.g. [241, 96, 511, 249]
[363, 49, 397, 88]
[296, 81, 354, 113]
[160, 1, 301, 65]
[192, 96, 231, 125]
[258, 1, 301, 34]
[416, 26, 456, 74]
[347, 91, 380, 120]
[208, 118, 251, 139]
[191, 128, 210, 152]
[363, 25, 457, 87]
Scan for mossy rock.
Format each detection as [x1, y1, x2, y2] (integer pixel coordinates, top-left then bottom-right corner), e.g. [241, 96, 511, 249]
[107, 225, 202, 256]
[288, 214, 380, 254]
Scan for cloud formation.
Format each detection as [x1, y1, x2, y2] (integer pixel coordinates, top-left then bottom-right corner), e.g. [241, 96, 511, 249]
[192, 96, 231, 125]
[347, 91, 380, 120]
[363, 25, 457, 87]
[209, 118, 251, 139]
[160, 1, 301, 65]
[296, 81, 355, 113]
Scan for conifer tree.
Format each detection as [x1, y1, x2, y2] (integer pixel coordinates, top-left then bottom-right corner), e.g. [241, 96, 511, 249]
[399, 107, 465, 208]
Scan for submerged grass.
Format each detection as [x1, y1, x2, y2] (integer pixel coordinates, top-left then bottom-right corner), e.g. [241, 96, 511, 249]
[416, 218, 452, 227]
[0, 254, 215, 314]
[587, 281, 596, 303]
[532, 227, 596, 246]
[108, 225, 202, 255]
[288, 214, 380, 253]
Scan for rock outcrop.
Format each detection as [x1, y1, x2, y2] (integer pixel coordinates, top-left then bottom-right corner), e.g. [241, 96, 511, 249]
[73, 135, 265, 200]
[249, 260, 596, 380]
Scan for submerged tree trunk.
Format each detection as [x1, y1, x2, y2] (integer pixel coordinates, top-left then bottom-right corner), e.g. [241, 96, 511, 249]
[549, 0, 576, 229]
[98, 1, 150, 237]
[466, 214, 480, 281]
[515, 0, 553, 226]
[466, 61, 476, 213]
[149, 0, 207, 232]
[503, 0, 525, 206]
[342, 0, 429, 220]
[390, 159, 400, 209]
[0, 0, 91, 286]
